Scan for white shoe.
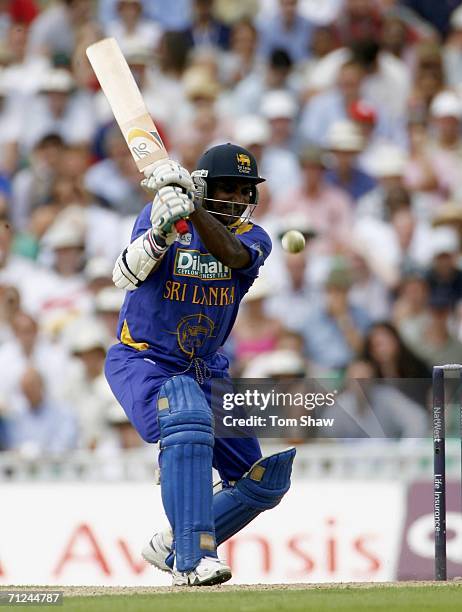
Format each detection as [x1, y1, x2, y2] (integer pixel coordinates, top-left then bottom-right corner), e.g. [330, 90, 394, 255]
[172, 556, 232, 587]
[142, 530, 173, 573]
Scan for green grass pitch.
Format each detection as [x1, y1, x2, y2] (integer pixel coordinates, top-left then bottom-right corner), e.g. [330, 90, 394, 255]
[4, 583, 461, 612]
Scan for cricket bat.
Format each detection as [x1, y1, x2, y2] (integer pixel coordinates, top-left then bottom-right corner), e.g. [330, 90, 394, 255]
[86, 37, 189, 235]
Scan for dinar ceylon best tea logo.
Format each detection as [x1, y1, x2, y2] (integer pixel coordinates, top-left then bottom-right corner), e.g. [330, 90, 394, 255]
[174, 249, 231, 280]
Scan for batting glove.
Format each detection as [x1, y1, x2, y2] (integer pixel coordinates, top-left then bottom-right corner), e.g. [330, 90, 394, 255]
[150, 186, 194, 234]
[141, 159, 194, 196]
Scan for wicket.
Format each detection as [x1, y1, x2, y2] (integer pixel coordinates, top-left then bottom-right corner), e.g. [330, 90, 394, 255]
[432, 364, 462, 581]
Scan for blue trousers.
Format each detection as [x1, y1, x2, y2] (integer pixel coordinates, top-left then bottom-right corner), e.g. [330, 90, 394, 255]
[105, 343, 262, 482]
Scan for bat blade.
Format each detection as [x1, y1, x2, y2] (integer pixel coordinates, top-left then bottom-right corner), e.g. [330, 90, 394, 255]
[86, 37, 168, 173]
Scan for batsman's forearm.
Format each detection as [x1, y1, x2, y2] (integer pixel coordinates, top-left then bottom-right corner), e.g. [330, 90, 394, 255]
[189, 207, 250, 269]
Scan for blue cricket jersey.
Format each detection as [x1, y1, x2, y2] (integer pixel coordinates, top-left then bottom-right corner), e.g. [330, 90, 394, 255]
[116, 204, 272, 370]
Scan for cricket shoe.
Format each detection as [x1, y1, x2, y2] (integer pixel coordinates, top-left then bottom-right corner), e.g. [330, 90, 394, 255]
[172, 556, 232, 587]
[142, 530, 173, 573]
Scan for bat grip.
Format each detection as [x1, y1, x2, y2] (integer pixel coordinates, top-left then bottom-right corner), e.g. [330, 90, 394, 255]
[175, 219, 189, 235]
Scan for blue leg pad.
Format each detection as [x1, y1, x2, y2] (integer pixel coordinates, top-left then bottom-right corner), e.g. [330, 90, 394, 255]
[158, 375, 216, 572]
[213, 448, 296, 544]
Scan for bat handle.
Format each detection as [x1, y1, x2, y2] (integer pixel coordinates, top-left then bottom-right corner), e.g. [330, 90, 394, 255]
[175, 219, 189, 235]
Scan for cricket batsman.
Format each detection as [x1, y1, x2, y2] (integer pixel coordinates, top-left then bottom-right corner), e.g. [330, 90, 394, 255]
[105, 143, 296, 586]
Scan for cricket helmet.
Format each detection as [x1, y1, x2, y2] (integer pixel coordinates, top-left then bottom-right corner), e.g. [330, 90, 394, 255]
[192, 143, 265, 224]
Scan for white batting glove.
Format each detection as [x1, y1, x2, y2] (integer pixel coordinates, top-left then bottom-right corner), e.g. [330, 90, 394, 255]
[150, 186, 194, 234]
[141, 159, 194, 195]
[113, 228, 174, 291]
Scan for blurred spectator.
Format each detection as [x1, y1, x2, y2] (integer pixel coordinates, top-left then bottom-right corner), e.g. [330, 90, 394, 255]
[94, 286, 125, 341]
[105, 0, 162, 54]
[406, 292, 462, 366]
[84, 124, 147, 215]
[233, 113, 300, 199]
[303, 37, 411, 121]
[60, 318, 112, 449]
[425, 226, 462, 307]
[335, 0, 383, 47]
[273, 144, 352, 253]
[348, 249, 392, 321]
[231, 276, 284, 374]
[266, 250, 314, 333]
[36, 217, 92, 334]
[302, 263, 371, 372]
[403, 113, 441, 218]
[261, 88, 298, 145]
[21, 68, 97, 153]
[234, 106, 300, 198]
[299, 25, 338, 99]
[27, 0, 94, 59]
[258, 0, 315, 62]
[0, 284, 19, 343]
[0, 210, 40, 302]
[0, 311, 68, 402]
[363, 321, 430, 391]
[183, 0, 230, 50]
[11, 134, 65, 232]
[408, 42, 445, 116]
[301, 60, 365, 145]
[356, 146, 410, 218]
[352, 192, 434, 291]
[322, 358, 428, 438]
[98, 0, 193, 30]
[324, 120, 377, 202]
[443, 6, 462, 87]
[232, 47, 297, 115]
[222, 18, 262, 87]
[98, 399, 144, 453]
[1, 23, 49, 101]
[380, 14, 411, 61]
[428, 90, 462, 199]
[179, 66, 230, 145]
[393, 270, 430, 341]
[352, 38, 411, 120]
[7, 367, 77, 455]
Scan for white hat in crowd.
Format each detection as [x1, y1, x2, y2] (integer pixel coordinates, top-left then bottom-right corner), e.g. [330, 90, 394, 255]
[277, 213, 317, 240]
[233, 115, 270, 147]
[64, 318, 110, 354]
[430, 91, 462, 119]
[95, 287, 125, 312]
[242, 275, 273, 302]
[450, 5, 462, 30]
[41, 220, 86, 250]
[243, 350, 306, 378]
[123, 40, 152, 66]
[429, 226, 460, 259]
[85, 257, 113, 282]
[367, 144, 408, 178]
[260, 90, 298, 120]
[326, 120, 365, 152]
[40, 69, 75, 93]
[183, 67, 220, 100]
[106, 400, 129, 425]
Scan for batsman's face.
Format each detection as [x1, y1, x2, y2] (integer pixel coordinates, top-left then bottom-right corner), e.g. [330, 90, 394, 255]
[207, 180, 254, 225]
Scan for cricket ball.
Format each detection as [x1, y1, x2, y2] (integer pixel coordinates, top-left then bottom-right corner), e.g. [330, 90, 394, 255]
[281, 230, 306, 253]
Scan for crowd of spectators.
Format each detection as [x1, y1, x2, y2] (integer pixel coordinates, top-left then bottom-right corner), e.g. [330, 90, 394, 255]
[1, 0, 462, 454]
